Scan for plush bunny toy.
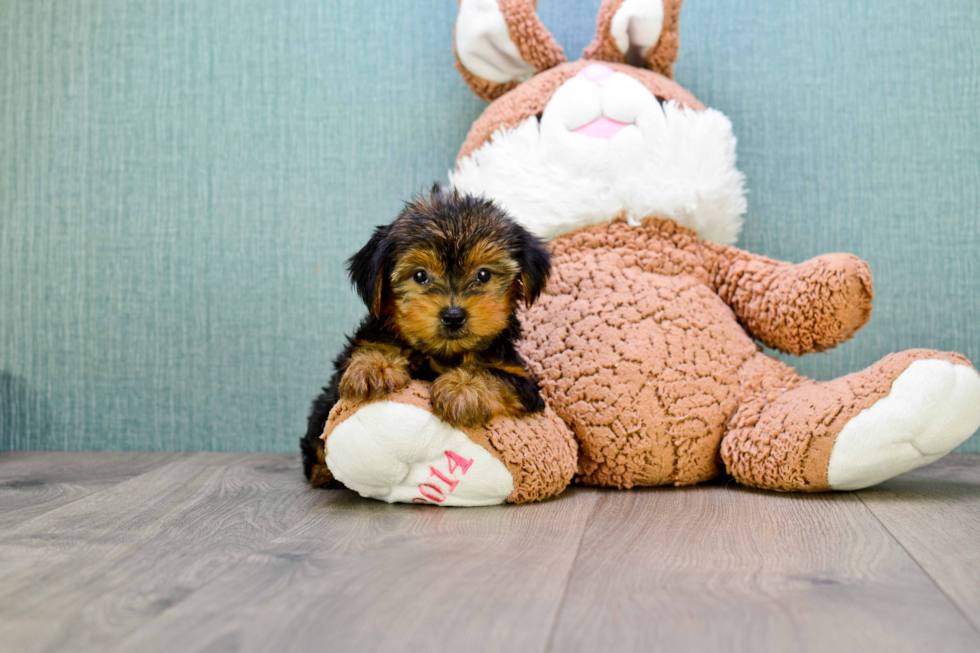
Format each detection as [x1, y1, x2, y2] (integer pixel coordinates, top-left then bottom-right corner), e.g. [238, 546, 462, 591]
[311, 0, 980, 506]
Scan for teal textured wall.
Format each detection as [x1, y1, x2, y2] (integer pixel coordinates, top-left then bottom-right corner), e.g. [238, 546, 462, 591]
[2, 0, 978, 452]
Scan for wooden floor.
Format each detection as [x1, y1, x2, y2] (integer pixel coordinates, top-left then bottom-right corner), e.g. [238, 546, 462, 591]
[1, 453, 979, 653]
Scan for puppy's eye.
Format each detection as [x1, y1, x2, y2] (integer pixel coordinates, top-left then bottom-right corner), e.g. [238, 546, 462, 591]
[412, 270, 429, 285]
[476, 269, 492, 284]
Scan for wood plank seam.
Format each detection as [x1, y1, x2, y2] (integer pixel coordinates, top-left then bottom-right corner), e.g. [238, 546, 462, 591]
[105, 486, 599, 653]
[544, 483, 980, 652]
[857, 492, 980, 639]
[544, 489, 600, 653]
[0, 453, 327, 652]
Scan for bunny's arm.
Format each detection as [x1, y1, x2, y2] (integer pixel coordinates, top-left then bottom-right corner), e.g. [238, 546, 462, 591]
[701, 243, 874, 356]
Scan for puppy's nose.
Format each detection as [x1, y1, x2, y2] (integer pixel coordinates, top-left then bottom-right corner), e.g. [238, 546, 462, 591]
[440, 307, 467, 330]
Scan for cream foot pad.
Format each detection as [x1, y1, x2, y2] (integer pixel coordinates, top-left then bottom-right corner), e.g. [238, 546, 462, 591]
[828, 359, 980, 490]
[325, 400, 514, 506]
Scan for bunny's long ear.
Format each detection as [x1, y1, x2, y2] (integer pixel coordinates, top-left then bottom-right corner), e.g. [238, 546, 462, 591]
[582, 0, 683, 78]
[454, 0, 566, 102]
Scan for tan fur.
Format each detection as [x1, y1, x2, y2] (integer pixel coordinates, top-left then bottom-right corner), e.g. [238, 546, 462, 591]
[335, 196, 547, 439]
[391, 239, 518, 357]
[339, 345, 410, 401]
[431, 366, 524, 427]
[308, 444, 335, 486]
[392, 247, 446, 281]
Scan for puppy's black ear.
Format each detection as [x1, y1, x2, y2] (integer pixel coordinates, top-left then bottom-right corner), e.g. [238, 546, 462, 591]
[347, 224, 393, 317]
[513, 228, 552, 309]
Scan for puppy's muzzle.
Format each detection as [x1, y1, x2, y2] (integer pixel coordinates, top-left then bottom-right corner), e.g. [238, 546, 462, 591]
[440, 306, 468, 332]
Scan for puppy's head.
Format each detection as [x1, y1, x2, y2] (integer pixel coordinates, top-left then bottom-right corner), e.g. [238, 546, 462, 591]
[348, 185, 551, 357]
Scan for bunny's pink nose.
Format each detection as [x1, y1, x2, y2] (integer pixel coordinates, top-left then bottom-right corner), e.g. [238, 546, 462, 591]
[577, 63, 615, 83]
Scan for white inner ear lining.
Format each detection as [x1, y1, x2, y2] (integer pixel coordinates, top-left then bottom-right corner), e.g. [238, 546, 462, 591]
[610, 0, 664, 61]
[456, 0, 536, 83]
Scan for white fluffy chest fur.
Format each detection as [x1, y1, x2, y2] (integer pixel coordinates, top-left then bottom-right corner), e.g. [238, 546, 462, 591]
[450, 67, 747, 245]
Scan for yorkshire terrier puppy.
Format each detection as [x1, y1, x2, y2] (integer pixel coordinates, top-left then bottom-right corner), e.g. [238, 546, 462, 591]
[301, 185, 552, 484]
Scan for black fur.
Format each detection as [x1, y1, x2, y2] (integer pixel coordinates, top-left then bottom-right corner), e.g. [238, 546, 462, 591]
[300, 187, 552, 483]
[347, 224, 393, 317]
[512, 224, 551, 307]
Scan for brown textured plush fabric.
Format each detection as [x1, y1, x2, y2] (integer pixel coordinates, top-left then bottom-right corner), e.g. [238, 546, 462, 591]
[453, 49, 519, 103]
[454, 0, 565, 102]
[722, 349, 974, 491]
[582, 0, 683, 78]
[322, 216, 977, 498]
[645, 0, 683, 78]
[457, 59, 704, 161]
[498, 0, 566, 72]
[516, 217, 968, 491]
[321, 381, 577, 503]
[318, 0, 979, 502]
[580, 0, 626, 64]
[705, 246, 874, 355]
[522, 217, 759, 488]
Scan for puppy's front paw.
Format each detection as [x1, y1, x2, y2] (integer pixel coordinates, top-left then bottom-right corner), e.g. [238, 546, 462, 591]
[431, 369, 494, 427]
[340, 350, 410, 402]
